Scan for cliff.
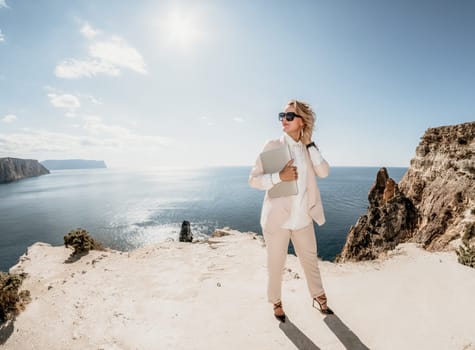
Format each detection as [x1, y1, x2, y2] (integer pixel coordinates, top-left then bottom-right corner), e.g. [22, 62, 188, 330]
[336, 168, 417, 261]
[2, 230, 475, 349]
[0, 158, 50, 184]
[338, 121, 475, 262]
[40, 159, 107, 170]
[399, 122, 475, 249]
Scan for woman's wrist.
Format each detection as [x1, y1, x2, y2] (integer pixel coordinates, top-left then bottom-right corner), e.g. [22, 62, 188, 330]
[306, 141, 316, 149]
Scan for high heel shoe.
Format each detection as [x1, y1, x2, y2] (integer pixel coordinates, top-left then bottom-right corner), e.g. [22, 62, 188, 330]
[273, 301, 286, 322]
[313, 294, 334, 315]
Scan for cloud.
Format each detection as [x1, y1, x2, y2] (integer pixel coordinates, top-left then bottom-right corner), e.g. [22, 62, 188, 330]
[80, 23, 99, 39]
[44, 88, 101, 117]
[233, 117, 244, 123]
[0, 0, 8, 9]
[55, 24, 146, 79]
[82, 115, 132, 138]
[89, 37, 147, 74]
[1, 114, 16, 123]
[79, 115, 173, 149]
[55, 58, 120, 79]
[200, 116, 215, 126]
[0, 124, 173, 161]
[48, 93, 81, 109]
[0, 29, 5, 43]
[79, 94, 102, 105]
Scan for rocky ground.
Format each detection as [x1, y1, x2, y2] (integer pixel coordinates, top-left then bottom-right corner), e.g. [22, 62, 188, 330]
[2, 229, 475, 350]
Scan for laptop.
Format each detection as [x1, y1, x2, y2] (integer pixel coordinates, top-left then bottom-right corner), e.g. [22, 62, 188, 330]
[260, 145, 298, 198]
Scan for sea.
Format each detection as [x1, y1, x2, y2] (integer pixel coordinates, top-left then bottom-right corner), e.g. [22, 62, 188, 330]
[0, 166, 407, 272]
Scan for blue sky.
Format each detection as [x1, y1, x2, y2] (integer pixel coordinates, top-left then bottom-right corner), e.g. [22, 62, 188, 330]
[0, 0, 474, 168]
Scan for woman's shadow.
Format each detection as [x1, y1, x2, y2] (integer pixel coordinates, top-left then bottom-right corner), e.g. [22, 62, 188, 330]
[279, 314, 370, 350]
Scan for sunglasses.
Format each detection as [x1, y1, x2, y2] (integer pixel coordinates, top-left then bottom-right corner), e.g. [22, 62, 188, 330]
[278, 112, 302, 122]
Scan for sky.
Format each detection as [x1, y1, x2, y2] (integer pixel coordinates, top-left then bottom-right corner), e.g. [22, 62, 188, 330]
[0, 0, 474, 169]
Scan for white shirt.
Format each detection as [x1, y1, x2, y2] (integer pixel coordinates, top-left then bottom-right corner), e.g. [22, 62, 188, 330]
[260, 134, 326, 230]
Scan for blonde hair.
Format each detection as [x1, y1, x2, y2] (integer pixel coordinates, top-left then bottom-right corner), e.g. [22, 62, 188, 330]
[286, 99, 315, 142]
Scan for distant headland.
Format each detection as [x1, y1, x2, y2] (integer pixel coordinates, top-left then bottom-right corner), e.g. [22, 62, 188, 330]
[40, 159, 107, 170]
[0, 158, 49, 184]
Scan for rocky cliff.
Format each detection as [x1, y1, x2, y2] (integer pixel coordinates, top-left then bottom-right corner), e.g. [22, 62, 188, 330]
[0, 158, 50, 184]
[337, 121, 475, 262]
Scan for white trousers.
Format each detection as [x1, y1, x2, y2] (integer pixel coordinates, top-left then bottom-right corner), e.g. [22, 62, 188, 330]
[263, 223, 325, 304]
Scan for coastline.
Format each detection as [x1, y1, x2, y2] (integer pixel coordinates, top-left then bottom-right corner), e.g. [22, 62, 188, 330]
[2, 229, 475, 349]
[0, 166, 409, 272]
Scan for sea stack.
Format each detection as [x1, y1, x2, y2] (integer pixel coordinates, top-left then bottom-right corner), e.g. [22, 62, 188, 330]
[337, 121, 475, 262]
[0, 157, 50, 184]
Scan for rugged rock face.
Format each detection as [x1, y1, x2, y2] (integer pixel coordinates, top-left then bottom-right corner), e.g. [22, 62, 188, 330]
[337, 121, 475, 262]
[0, 158, 50, 184]
[399, 122, 475, 250]
[337, 168, 417, 261]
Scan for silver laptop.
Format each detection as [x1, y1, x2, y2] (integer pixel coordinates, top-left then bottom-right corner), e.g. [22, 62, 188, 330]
[260, 145, 298, 198]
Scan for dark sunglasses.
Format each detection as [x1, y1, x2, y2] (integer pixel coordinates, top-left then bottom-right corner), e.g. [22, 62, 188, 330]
[278, 112, 302, 122]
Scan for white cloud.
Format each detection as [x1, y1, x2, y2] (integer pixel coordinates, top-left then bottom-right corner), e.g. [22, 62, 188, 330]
[0, 29, 5, 42]
[0, 0, 9, 9]
[0, 125, 174, 165]
[79, 94, 102, 105]
[0, 130, 81, 155]
[89, 37, 147, 74]
[55, 25, 146, 79]
[82, 115, 132, 137]
[1, 114, 16, 123]
[200, 116, 215, 126]
[80, 23, 99, 39]
[48, 93, 81, 109]
[80, 115, 173, 149]
[55, 58, 120, 79]
[45, 87, 101, 106]
[233, 117, 244, 123]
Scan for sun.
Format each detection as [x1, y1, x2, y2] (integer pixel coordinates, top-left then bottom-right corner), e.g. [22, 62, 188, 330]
[161, 9, 202, 50]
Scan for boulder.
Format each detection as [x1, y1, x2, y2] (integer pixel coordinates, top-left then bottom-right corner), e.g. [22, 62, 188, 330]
[179, 220, 193, 242]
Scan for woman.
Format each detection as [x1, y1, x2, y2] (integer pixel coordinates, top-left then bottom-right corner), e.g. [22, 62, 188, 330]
[249, 99, 333, 322]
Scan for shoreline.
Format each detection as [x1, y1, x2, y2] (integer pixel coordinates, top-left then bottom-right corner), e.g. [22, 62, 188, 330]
[0, 166, 410, 272]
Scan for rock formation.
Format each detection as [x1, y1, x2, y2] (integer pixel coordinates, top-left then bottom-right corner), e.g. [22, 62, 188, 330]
[398, 121, 475, 250]
[40, 159, 107, 170]
[179, 220, 193, 242]
[337, 168, 417, 261]
[0, 158, 50, 184]
[338, 121, 475, 262]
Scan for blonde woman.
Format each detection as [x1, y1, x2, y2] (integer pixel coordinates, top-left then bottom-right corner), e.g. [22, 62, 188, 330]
[249, 99, 333, 322]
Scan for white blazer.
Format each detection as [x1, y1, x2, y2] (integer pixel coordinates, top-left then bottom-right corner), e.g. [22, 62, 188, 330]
[249, 136, 329, 232]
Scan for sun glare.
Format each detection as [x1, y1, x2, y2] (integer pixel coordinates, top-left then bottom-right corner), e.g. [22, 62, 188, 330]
[161, 9, 203, 50]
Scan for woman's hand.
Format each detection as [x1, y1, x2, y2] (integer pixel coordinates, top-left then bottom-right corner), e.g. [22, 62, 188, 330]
[279, 159, 298, 181]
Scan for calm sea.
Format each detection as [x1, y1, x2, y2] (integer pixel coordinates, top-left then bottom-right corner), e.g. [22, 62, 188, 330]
[0, 166, 407, 271]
